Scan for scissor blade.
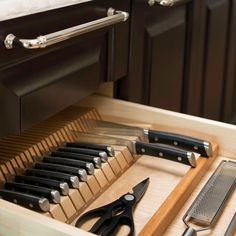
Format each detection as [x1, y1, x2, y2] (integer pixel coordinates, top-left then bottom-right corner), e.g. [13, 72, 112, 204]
[132, 178, 149, 203]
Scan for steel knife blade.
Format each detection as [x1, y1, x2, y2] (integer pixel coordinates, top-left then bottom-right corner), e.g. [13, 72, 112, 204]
[72, 132, 196, 167]
[49, 151, 101, 169]
[0, 189, 50, 212]
[33, 162, 87, 182]
[14, 175, 69, 196]
[25, 168, 80, 189]
[4, 182, 60, 204]
[84, 119, 212, 157]
[42, 156, 95, 175]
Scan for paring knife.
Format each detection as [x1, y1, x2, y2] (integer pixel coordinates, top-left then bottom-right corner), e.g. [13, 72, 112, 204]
[72, 132, 196, 167]
[63, 142, 115, 157]
[0, 189, 50, 212]
[14, 175, 69, 196]
[42, 156, 95, 175]
[57, 146, 108, 162]
[84, 119, 212, 157]
[25, 168, 80, 189]
[4, 182, 60, 204]
[49, 151, 102, 169]
[33, 162, 87, 182]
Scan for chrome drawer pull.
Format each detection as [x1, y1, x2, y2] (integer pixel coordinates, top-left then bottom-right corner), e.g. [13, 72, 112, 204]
[4, 8, 129, 49]
[148, 0, 191, 7]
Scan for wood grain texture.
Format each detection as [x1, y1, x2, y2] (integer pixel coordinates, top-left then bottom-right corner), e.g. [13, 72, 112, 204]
[78, 95, 236, 157]
[139, 143, 218, 236]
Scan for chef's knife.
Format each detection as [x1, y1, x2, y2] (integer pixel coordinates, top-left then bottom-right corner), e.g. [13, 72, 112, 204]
[0, 189, 50, 212]
[42, 156, 95, 175]
[33, 162, 87, 182]
[4, 182, 60, 204]
[25, 168, 80, 189]
[85, 119, 212, 157]
[72, 132, 196, 167]
[49, 151, 101, 169]
[14, 175, 69, 196]
[57, 146, 108, 162]
[63, 142, 115, 157]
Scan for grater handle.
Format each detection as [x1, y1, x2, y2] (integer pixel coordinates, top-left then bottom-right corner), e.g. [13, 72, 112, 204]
[182, 227, 197, 236]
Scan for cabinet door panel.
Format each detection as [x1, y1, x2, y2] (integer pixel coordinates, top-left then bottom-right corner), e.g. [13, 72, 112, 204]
[202, 0, 229, 120]
[222, 0, 236, 123]
[120, 1, 188, 113]
[147, 13, 186, 111]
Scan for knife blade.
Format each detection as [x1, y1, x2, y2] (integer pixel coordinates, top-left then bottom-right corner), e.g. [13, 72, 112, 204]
[42, 156, 95, 175]
[57, 146, 108, 162]
[0, 189, 50, 212]
[4, 182, 60, 204]
[49, 151, 102, 169]
[14, 175, 69, 196]
[63, 142, 115, 157]
[25, 168, 80, 189]
[84, 119, 212, 157]
[33, 162, 87, 182]
[72, 132, 196, 167]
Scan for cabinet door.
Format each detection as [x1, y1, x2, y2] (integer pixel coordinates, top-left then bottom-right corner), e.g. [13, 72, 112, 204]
[117, 0, 190, 112]
[200, 0, 229, 121]
[222, 0, 236, 123]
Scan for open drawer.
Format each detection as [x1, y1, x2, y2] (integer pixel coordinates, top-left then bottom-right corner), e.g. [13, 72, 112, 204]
[0, 95, 236, 236]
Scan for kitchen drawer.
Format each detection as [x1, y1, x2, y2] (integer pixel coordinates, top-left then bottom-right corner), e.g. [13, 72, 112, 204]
[0, 95, 236, 235]
[0, 0, 129, 138]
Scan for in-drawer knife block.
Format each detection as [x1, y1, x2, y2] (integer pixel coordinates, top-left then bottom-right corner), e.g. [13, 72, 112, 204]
[0, 101, 219, 235]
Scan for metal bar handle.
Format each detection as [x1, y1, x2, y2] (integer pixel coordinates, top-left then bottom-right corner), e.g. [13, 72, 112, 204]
[148, 0, 191, 7]
[4, 8, 129, 49]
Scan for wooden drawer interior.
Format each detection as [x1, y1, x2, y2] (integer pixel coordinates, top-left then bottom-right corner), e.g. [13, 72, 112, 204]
[0, 95, 236, 236]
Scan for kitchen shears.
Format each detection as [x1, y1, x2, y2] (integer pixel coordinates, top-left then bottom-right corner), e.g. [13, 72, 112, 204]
[75, 178, 150, 236]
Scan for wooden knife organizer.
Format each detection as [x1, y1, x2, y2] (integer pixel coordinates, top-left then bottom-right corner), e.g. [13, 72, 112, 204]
[1, 94, 236, 236]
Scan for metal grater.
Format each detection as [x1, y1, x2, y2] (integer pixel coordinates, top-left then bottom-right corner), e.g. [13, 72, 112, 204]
[182, 161, 236, 236]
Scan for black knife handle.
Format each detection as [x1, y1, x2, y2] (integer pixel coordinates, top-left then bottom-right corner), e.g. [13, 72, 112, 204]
[64, 142, 115, 157]
[50, 151, 102, 169]
[33, 162, 87, 182]
[14, 175, 69, 196]
[147, 130, 212, 157]
[42, 156, 95, 175]
[4, 182, 60, 204]
[57, 147, 108, 162]
[25, 169, 80, 189]
[135, 141, 196, 167]
[0, 189, 50, 212]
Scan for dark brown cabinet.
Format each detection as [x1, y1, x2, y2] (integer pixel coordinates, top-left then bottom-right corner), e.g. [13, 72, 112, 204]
[186, 0, 236, 123]
[117, 0, 189, 112]
[117, 0, 236, 124]
[0, 0, 130, 138]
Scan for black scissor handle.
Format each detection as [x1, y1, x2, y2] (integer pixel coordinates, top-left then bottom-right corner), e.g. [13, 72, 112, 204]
[75, 198, 124, 231]
[75, 194, 136, 236]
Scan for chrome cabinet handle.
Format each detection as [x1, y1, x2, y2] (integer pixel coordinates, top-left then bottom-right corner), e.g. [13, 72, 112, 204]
[148, 0, 191, 7]
[4, 8, 129, 49]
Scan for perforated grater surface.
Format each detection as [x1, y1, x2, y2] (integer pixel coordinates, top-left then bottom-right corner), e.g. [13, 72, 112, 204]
[182, 161, 236, 236]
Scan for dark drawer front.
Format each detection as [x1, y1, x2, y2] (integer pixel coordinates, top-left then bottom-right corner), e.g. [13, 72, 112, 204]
[0, 1, 129, 138]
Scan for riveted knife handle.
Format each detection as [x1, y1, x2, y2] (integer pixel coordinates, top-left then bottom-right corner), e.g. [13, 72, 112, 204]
[64, 142, 115, 157]
[0, 189, 50, 212]
[135, 141, 196, 167]
[4, 182, 60, 204]
[147, 130, 212, 157]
